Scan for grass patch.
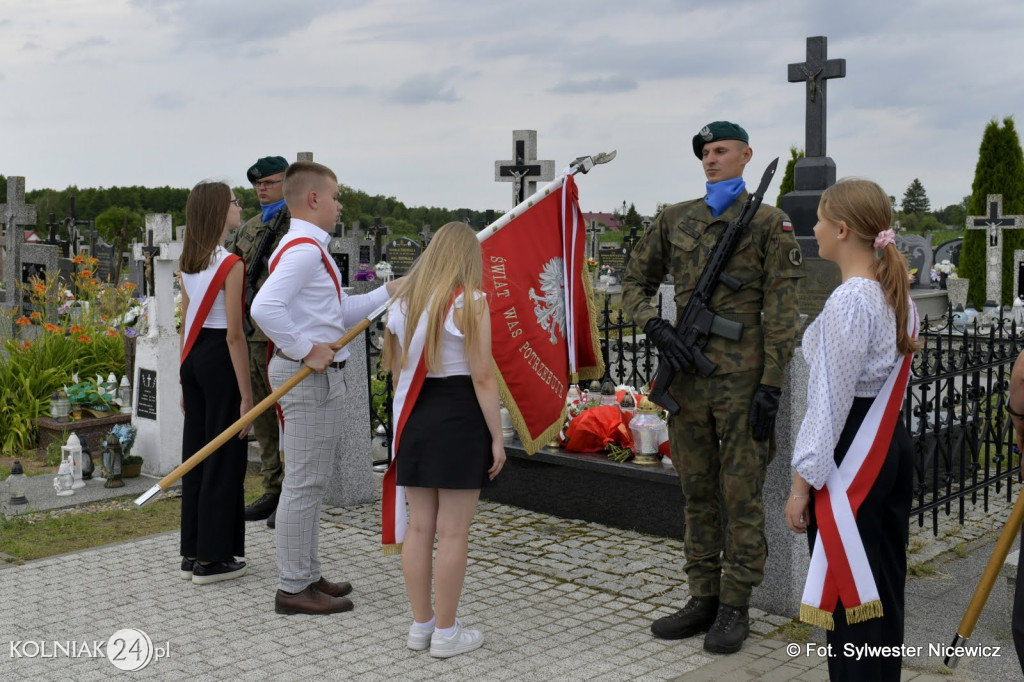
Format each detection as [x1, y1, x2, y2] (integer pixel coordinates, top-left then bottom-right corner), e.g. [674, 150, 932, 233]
[770, 619, 813, 642]
[907, 561, 937, 577]
[953, 543, 968, 558]
[0, 472, 264, 563]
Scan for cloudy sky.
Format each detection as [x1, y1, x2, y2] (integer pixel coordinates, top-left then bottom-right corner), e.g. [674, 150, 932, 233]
[2, 0, 1022, 219]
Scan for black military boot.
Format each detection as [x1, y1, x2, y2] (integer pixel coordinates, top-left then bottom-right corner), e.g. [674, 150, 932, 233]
[702, 603, 750, 654]
[244, 492, 279, 521]
[650, 596, 719, 639]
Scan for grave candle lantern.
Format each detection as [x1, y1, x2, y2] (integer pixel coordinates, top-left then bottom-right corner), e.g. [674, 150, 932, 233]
[7, 461, 29, 511]
[63, 433, 85, 489]
[629, 399, 665, 467]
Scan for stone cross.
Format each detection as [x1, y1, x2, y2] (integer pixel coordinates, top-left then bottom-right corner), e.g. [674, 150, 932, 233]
[788, 36, 846, 158]
[419, 223, 433, 247]
[1, 177, 38, 305]
[966, 194, 1024, 304]
[494, 130, 556, 207]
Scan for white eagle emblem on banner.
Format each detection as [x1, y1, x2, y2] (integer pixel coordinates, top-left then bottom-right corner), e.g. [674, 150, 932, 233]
[528, 257, 566, 344]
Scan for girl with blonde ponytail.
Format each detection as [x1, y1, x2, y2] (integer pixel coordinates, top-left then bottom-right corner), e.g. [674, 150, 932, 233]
[784, 178, 919, 681]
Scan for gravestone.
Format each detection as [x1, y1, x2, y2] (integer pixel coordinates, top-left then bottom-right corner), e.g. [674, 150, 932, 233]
[1015, 250, 1024, 301]
[419, 224, 433, 247]
[598, 244, 627, 279]
[622, 222, 644, 271]
[779, 35, 846, 323]
[966, 194, 1024, 305]
[365, 218, 390, 264]
[494, 130, 556, 207]
[328, 225, 350, 287]
[933, 237, 963, 270]
[1, 177, 38, 307]
[895, 234, 933, 289]
[19, 243, 61, 321]
[132, 213, 185, 476]
[385, 236, 421, 276]
[92, 241, 117, 284]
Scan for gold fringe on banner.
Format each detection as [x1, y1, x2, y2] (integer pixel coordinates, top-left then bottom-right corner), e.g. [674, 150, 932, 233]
[381, 543, 403, 556]
[799, 603, 835, 631]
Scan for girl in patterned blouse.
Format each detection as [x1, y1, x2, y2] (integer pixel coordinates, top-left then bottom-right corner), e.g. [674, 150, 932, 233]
[784, 178, 921, 682]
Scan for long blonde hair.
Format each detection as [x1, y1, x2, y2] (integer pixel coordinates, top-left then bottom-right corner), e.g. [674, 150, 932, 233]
[385, 222, 483, 372]
[819, 178, 921, 355]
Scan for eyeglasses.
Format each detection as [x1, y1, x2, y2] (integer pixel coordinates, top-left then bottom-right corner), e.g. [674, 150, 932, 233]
[229, 199, 242, 207]
[253, 179, 283, 189]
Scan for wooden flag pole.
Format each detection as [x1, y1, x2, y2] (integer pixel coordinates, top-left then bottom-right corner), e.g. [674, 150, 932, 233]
[944, 484, 1024, 668]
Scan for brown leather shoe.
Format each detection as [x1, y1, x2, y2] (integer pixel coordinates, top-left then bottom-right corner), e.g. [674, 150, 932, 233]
[311, 576, 352, 598]
[274, 586, 353, 615]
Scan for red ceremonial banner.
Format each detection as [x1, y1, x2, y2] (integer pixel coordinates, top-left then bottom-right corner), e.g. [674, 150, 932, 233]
[481, 175, 603, 453]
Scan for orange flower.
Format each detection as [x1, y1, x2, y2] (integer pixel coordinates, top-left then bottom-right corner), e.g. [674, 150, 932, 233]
[19, 341, 31, 351]
[77, 334, 92, 343]
[15, 316, 31, 326]
[44, 323, 63, 333]
[123, 282, 137, 291]
[71, 255, 85, 264]
[80, 269, 93, 278]
[69, 324, 83, 333]
[29, 311, 42, 321]
[32, 281, 47, 293]
[105, 328, 120, 337]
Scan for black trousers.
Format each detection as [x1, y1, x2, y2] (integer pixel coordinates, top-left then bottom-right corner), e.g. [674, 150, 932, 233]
[180, 328, 247, 562]
[807, 398, 914, 682]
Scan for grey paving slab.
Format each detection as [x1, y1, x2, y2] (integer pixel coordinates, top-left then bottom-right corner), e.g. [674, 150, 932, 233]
[0, 472, 1017, 680]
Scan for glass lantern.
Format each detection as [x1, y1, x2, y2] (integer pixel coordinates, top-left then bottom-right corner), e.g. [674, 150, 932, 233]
[103, 434, 125, 489]
[119, 376, 133, 414]
[629, 399, 665, 466]
[51, 390, 71, 423]
[600, 380, 619, 407]
[7, 461, 28, 511]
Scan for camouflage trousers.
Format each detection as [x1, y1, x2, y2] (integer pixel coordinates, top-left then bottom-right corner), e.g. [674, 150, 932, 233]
[667, 368, 770, 608]
[248, 340, 284, 495]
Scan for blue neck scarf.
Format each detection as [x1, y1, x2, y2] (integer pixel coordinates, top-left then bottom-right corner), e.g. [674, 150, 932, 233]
[261, 199, 286, 224]
[704, 177, 746, 217]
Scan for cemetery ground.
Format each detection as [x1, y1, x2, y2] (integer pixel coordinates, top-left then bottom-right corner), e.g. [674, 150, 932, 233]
[0, 442, 1019, 680]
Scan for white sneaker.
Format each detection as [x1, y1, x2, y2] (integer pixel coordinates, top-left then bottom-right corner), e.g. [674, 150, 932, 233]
[407, 623, 434, 651]
[429, 619, 483, 658]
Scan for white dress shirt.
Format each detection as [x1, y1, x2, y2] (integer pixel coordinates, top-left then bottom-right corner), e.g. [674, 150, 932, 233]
[791, 277, 915, 489]
[251, 218, 390, 362]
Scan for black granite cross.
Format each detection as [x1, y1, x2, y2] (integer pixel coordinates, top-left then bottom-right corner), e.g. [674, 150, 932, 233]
[788, 36, 846, 158]
[365, 217, 391, 263]
[969, 196, 1020, 247]
[494, 130, 555, 207]
[586, 219, 605, 260]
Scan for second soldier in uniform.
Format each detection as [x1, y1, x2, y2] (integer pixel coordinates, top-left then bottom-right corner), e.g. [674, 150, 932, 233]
[230, 155, 291, 528]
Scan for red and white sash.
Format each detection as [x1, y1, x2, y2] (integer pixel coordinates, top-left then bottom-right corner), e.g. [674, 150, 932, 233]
[180, 248, 243, 364]
[800, 304, 919, 630]
[265, 236, 342, 430]
[380, 300, 431, 555]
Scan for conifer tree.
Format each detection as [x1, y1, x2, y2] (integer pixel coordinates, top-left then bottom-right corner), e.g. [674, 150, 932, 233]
[901, 178, 930, 214]
[775, 147, 804, 205]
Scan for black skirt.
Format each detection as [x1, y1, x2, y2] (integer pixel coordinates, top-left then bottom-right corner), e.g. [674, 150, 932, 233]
[396, 376, 494, 489]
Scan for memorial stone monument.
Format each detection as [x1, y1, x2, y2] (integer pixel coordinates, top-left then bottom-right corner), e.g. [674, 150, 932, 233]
[780, 35, 846, 323]
[966, 194, 1024, 305]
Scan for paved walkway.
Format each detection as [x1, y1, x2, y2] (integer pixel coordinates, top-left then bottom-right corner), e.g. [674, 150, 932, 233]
[0, 470, 1019, 681]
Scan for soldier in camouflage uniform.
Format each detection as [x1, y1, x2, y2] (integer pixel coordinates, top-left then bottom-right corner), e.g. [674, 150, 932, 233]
[230, 156, 291, 528]
[622, 121, 804, 654]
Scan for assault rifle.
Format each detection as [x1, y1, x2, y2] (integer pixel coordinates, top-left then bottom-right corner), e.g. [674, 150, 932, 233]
[648, 157, 780, 415]
[243, 208, 289, 336]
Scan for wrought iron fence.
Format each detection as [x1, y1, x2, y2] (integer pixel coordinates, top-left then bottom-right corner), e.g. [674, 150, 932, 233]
[906, 310, 1022, 534]
[365, 318, 392, 468]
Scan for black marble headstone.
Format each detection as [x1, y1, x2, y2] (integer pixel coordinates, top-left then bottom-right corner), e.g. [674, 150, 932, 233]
[137, 368, 157, 420]
[386, 237, 422, 276]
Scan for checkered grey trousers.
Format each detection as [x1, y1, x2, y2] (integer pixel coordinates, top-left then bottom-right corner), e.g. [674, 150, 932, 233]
[268, 355, 348, 593]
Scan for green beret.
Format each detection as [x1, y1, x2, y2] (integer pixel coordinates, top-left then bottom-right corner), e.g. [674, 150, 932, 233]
[692, 121, 749, 159]
[246, 156, 289, 184]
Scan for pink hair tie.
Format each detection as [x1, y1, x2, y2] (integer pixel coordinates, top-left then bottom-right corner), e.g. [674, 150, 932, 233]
[873, 229, 896, 250]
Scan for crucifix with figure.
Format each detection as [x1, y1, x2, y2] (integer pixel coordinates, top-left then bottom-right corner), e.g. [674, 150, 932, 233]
[788, 35, 846, 159]
[966, 194, 1024, 304]
[494, 130, 555, 207]
[366, 217, 391, 264]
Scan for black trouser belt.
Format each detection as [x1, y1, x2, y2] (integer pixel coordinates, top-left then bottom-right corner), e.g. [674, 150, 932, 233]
[275, 349, 346, 370]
